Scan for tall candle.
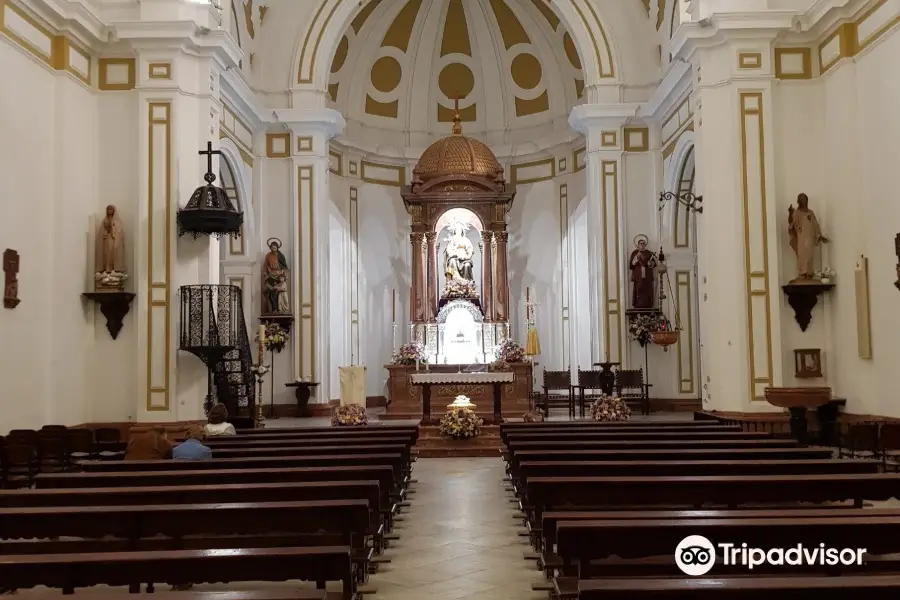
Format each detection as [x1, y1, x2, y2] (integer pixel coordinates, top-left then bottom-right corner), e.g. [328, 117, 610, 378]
[258, 324, 266, 362]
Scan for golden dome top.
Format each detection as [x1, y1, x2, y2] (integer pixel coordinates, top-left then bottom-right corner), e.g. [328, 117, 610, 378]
[413, 112, 504, 184]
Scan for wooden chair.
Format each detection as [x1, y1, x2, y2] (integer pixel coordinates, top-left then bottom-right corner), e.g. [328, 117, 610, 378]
[4, 444, 37, 489]
[539, 370, 574, 418]
[615, 368, 649, 416]
[573, 369, 605, 418]
[66, 428, 95, 462]
[839, 422, 880, 459]
[881, 423, 900, 471]
[37, 431, 68, 473]
[95, 427, 125, 460]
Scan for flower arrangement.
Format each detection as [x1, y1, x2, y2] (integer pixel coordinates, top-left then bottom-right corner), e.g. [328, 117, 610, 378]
[497, 340, 526, 363]
[331, 403, 368, 426]
[249, 363, 270, 377]
[489, 359, 513, 372]
[522, 411, 544, 423]
[814, 267, 836, 281]
[262, 323, 288, 353]
[442, 277, 477, 299]
[439, 407, 483, 439]
[589, 395, 632, 422]
[391, 342, 428, 366]
[628, 314, 659, 347]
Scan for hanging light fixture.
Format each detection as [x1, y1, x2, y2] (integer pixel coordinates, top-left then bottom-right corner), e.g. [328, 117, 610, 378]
[177, 142, 244, 238]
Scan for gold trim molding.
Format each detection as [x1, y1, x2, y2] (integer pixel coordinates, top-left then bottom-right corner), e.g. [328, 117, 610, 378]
[623, 127, 649, 152]
[148, 62, 171, 79]
[360, 160, 405, 186]
[774, 47, 812, 79]
[99, 58, 136, 90]
[510, 158, 556, 185]
[737, 52, 763, 69]
[266, 132, 291, 158]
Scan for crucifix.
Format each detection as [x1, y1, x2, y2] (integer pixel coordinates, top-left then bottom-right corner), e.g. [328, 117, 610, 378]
[199, 141, 222, 185]
[4, 248, 21, 309]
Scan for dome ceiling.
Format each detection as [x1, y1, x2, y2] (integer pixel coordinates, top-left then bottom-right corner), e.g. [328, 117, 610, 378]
[328, 0, 585, 145]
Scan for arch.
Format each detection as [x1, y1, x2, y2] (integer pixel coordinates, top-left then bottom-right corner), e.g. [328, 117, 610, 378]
[294, 0, 617, 90]
[662, 131, 695, 250]
[434, 207, 483, 235]
[218, 138, 255, 246]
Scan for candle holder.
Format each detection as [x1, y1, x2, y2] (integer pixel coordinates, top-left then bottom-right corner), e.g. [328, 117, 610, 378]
[250, 363, 270, 429]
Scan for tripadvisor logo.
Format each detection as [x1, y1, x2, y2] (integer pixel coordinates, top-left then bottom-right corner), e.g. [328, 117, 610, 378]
[674, 535, 867, 576]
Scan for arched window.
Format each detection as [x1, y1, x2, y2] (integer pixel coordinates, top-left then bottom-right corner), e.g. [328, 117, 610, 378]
[673, 145, 695, 248]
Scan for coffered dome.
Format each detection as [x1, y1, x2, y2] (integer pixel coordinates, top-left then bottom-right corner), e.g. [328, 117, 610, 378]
[414, 117, 504, 183]
[327, 0, 585, 149]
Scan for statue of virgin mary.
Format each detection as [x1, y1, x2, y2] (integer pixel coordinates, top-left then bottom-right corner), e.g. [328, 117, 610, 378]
[444, 223, 474, 282]
[94, 204, 127, 290]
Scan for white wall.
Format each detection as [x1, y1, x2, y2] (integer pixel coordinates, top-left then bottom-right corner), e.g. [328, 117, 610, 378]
[0, 39, 117, 431]
[818, 27, 900, 417]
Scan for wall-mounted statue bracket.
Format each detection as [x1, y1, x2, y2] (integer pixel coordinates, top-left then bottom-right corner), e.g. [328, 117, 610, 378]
[83, 291, 136, 340]
[782, 282, 834, 331]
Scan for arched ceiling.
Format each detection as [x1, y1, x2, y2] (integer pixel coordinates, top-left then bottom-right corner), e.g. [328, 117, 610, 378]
[327, 0, 586, 147]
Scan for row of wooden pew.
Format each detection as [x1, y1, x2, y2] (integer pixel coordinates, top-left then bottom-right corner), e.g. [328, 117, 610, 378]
[0, 423, 420, 600]
[500, 418, 900, 600]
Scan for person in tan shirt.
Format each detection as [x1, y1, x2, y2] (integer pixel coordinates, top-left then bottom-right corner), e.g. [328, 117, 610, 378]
[124, 427, 173, 460]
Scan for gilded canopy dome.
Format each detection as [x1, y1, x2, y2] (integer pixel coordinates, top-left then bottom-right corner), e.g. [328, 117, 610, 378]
[413, 115, 504, 184]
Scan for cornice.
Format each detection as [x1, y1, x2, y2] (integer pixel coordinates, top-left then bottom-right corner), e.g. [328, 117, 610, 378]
[568, 103, 642, 134]
[272, 108, 346, 139]
[109, 20, 241, 69]
[18, 0, 110, 47]
[640, 60, 693, 122]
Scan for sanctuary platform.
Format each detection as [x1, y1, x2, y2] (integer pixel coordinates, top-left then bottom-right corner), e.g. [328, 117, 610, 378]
[384, 362, 532, 423]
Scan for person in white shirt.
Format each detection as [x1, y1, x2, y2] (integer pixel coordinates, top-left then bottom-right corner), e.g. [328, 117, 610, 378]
[205, 403, 236, 437]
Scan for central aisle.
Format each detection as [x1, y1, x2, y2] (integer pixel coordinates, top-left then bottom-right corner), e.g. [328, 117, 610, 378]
[371, 457, 543, 600]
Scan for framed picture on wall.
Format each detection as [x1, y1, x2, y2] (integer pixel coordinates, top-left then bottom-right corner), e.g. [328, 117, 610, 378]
[794, 348, 823, 379]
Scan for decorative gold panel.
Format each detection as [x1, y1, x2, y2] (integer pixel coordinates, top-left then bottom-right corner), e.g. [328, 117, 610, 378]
[371, 56, 402, 93]
[441, 0, 471, 56]
[489, 0, 530, 49]
[381, 0, 423, 52]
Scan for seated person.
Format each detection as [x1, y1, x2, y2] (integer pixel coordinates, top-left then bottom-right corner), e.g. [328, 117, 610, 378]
[125, 427, 173, 460]
[205, 403, 237, 437]
[172, 426, 212, 460]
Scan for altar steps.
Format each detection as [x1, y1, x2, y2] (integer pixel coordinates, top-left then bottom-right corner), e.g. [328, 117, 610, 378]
[414, 424, 502, 458]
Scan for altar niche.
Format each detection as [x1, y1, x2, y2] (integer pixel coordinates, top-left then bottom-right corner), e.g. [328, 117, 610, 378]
[400, 132, 516, 366]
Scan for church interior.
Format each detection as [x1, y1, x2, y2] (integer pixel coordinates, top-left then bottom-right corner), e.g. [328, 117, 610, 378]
[3, 0, 900, 598]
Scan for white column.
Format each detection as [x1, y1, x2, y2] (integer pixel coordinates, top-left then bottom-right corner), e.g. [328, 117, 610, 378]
[569, 104, 639, 370]
[678, 23, 786, 412]
[273, 108, 346, 403]
[122, 6, 241, 422]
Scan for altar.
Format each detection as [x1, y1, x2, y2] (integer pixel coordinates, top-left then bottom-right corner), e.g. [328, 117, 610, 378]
[384, 363, 532, 422]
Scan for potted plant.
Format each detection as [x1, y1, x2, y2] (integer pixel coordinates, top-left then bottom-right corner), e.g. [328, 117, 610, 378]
[814, 267, 836, 284]
[628, 314, 658, 347]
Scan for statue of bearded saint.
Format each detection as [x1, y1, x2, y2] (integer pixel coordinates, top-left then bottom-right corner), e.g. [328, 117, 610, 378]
[444, 225, 475, 282]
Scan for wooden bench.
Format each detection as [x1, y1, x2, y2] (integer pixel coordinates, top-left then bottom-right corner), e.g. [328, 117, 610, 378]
[237, 424, 418, 436]
[0, 546, 355, 599]
[500, 420, 726, 430]
[505, 430, 775, 442]
[499, 425, 742, 443]
[78, 453, 406, 481]
[204, 445, 412, 469]
[204, 436, 414, 448]
[540, 507, 894, 556]
[504, 447, 834, 481]
[0, 592, 335, 600]
[570, 575, 900, 600]
[524, 473, 900, 524]
[228, 430, 419, 443]
[507, 438, 801, 451]
[0, 479, 388, 551]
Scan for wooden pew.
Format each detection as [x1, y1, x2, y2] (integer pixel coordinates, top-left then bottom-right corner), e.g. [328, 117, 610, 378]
[0, 546, 355, 600]
[204, 436, 414, 448]
[541, 507, 896, 556]
[0, 592, 333, 600]
[505, 447, 834, 481]
[205, 446, 412, 468]
[572, 575, 900, 600]
[507, 439, 800, 451]
[78, 453, 406, 481]
[499, 425, 742, 443]
[525, 473, 900, 523]
[229, 429, 419, 443]
[0, 499, 369, 546]
[554, 515, 900, 576]
[237, 424, 418, 436]
[518, 459, 880, 481]
[500, 420, 725, 430]
[505, 431, 775, 442]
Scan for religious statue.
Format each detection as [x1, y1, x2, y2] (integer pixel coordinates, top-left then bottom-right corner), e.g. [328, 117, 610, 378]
[630, 234, 657, 309]
[444, 222, 474, 282]
[94, 204, 127, 290]
[788, 193, 828, 280]
[262, 238, 290, 314]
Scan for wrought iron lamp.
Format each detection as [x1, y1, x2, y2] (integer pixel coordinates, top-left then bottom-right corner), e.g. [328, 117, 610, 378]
[177, 142, 243, 238]
[658, 190, 703, 214]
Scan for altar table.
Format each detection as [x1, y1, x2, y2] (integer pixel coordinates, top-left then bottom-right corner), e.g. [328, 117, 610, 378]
[409, 372, 515, 425]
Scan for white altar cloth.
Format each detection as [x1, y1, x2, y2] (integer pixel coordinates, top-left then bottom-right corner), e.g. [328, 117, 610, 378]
[409, 372, 514, 384]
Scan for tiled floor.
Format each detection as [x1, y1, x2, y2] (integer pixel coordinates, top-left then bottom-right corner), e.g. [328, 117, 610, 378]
[370, 457, 544, 600]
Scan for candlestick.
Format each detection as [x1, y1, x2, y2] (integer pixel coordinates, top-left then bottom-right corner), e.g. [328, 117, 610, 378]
[392, 289, 396, 324]
[258, 324, 266, 363]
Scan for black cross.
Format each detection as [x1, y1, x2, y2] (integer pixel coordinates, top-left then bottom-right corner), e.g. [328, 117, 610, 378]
[199, 141, 222, 184]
